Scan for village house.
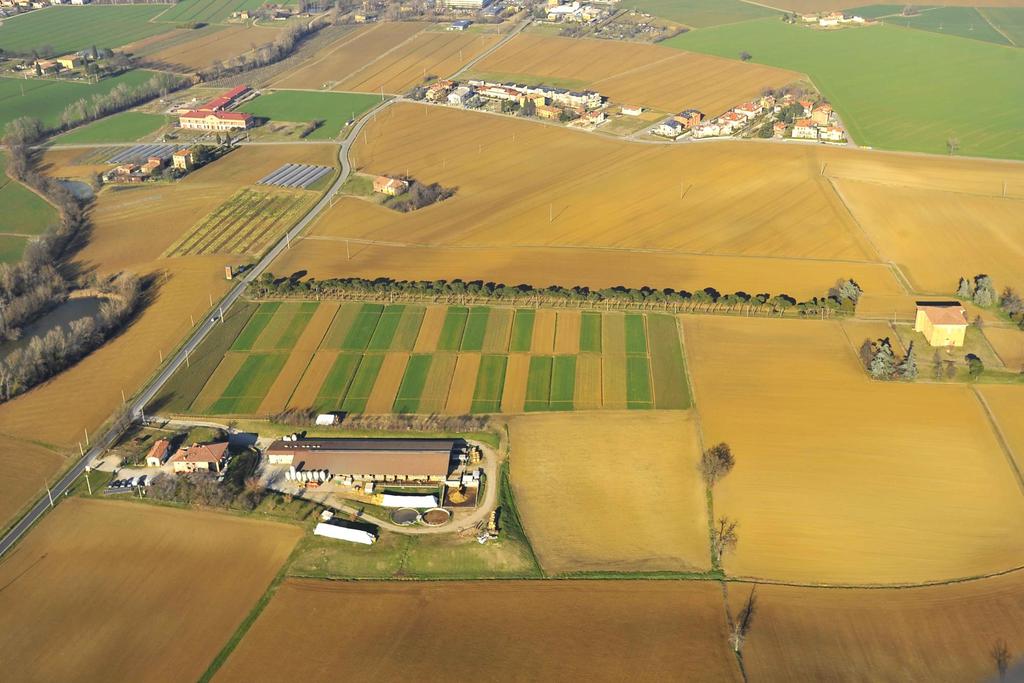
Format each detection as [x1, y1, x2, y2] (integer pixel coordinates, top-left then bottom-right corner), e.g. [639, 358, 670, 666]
[179, 110, 252, 132]
[35, 59, 60, 74]
[654, 118, 682, 138]
[733, 101, 762, 119]
[773, 121, 787, 138]
[373, 175, 409, 196]
[140, 157, 164, 175]
[581, 110, 606, 125]
[716, 111, 746, 134]
[819, 126, 846, 142]
[145, 439, 171, 467]
[792, 118, 818, 139]
[692, 122, 722, 138]
[172, 148, 197, 171]
[811, 103, 832, 125]
[914, 303, 968, 347]
[425, 79, 453, 102]
[535, 103, 563, 120]
[447, 85, 473, 106]
[798, 98, 815, 117]
[168, 442, 228, 474]
[673, 109, 704, 129]
[621, 105, 643, 116]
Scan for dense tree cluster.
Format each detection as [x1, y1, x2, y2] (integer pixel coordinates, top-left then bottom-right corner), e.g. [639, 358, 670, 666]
[859, 337, 917, 380]
[269, 407, 490, 433]
[0, 274, 143, 401]
[389, 180, 455, 213]
[957, 274, 998, 308]
[999, 288, 1024, 329]
[249, 274, 863, 317]
[148, 449, 264, 510]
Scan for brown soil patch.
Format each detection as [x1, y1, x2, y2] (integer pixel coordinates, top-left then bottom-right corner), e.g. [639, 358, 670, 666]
[365, 352, 409, 413]
[500, 353, 530, 413]
[444, 352, 481, 415]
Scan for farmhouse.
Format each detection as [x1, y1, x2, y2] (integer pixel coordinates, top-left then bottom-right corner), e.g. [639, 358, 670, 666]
[373, 175, 409, 196]
[56, 54, 83, 69]
[915, 302, 968, 347]
[266, 437, 460, 482]
[621, 105, 643, 116]
[168, 442, 228, 474]
[145, 439, 171, 467]
[34, 59, 60, 75]
[179, 110, 252, 132]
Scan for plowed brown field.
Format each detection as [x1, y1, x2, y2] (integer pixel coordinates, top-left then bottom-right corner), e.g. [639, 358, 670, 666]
[214, 579, 740, 681]
[0, 498, 299, 683]
[684, 316, 1024, 584]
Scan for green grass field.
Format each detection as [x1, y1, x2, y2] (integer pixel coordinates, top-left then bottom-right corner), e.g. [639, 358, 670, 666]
[845, 5, 909, 20]
[510, 309, 535, 352]
[159, 301, 692, 416]
[0, 6, 172, 54]
[52, 111, 166, 144]
[667, 20, 1024, 160]
[237, 90, 381, 140]
[0, 70, 160, 131]
[882, 7, 1011, 46]
[0, 152, 58, 263]
[628, 0, 775, 27]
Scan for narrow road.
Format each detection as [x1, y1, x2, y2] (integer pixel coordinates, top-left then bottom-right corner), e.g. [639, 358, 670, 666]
[0, 17, 532, 559]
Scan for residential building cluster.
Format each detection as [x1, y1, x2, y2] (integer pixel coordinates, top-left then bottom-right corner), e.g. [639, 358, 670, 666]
[144, 438, 230, 474]
[177, 85, 254, 132]
[544, 0, 607, 23]
[800, 11, 866, 27]
[426, 78, 605, 125]
[788, 98, 846, 142]
[0, 0, 89, 16]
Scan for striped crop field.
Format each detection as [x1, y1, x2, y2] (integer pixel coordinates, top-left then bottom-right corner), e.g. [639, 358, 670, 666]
[165, 189, 316, 258]
[158, 301, 692, 417]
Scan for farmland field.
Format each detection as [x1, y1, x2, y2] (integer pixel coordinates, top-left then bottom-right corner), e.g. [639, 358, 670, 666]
[214, 580, 741, 681]
[157, 0, 295, 26]
[272, 22, 425, 90]
[468, 34, 801, 116]
[626, 0, 776, 26]
[982, 7, 1024, 45]
[237, 90, 381, 140]
[140, 23, 286, 72]
[0, 5, 172, 54]
[667, 20, 1024, 159]
[882, 6, 1012, 45]
[510, 411, 709, 574]
[979, 385, 1024, 474]
[727, 572, 1024, 682]
[0, 498, 299, 683]
[0, 152, 59, 262]
[156, 301, 691, 416]
[52, 111, 166, 144]
[0, 70, 160, 130]
[684, 315, 1024, 584]
[165, 188, 318, 257]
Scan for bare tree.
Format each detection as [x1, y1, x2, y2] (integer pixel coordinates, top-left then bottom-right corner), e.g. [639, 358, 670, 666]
[992, 639, 1011, 680]
[700, 442, 735, 488]
[947, 137, 960, 155]
[729, 586, 758, 653]
[713, 517, 739, 566]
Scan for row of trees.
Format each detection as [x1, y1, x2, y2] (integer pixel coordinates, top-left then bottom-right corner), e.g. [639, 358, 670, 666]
[859, 337, 918, 380]
[0, 274, 143, 401]
[269, 407, 490, 433]
[389, 179, 456, 213]
[58, 72, 187, 134]
[248, 274, 863, 317]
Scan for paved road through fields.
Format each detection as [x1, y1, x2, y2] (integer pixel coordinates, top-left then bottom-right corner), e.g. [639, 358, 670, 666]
[0, 18, 531, 559]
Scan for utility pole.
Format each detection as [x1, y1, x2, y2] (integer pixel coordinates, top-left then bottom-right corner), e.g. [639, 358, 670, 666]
[209, 292, 213, 307]
[549, 203, 553, 223]
[85, 428, 90, 447]
[121, 389, 126, 405]
[185, 348, 190, 368]
[346, 239, 351, 260]
[159, 348, 163, 363]
[84, 467, 92, 496]
[190, 314, 195, 327]
[219, 305, 224, 321]
[44, 481, 53, 509]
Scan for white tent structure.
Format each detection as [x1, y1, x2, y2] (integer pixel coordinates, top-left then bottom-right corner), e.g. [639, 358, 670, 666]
[314, 522, 376, 545]
[379, 494, 438, 509]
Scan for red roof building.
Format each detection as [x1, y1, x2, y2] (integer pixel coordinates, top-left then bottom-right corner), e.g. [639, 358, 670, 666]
[179, 109, 252, 132]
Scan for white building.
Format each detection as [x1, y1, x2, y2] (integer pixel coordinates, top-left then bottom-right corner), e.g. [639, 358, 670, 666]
[692, 122, 722, 139]
[654, 119, 682, 138]
[447, 86, 473, 106]
[314, 522, 376, 545]
[444, 0, 490, 8]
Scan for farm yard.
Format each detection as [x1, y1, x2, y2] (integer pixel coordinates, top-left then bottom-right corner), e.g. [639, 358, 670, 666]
[164, 188, 317, 257]
[0, 5, 172, 54]
[237, 90, 382, 141]
[684, 315, 1024, 584]
[509, 411, 708, 574]
[152, 300, 691, 416]
[467, 33, 801, 116]
[667, 19, 1024, 160]
[213, 580, 741, 681]
[0, 498, 299, 683]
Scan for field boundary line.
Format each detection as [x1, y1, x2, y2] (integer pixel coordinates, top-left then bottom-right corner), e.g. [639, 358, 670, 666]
[821, 174, 885, 265]
[970, 386, 1024, 496]
[329, 25, 428, 91]
[724, 561, 1024, 591]
[977, 8, 1017, 47]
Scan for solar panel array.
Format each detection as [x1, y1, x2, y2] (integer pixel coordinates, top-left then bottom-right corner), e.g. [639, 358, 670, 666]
[256, 164, 332, 189]
[107, 144, 185, 165]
